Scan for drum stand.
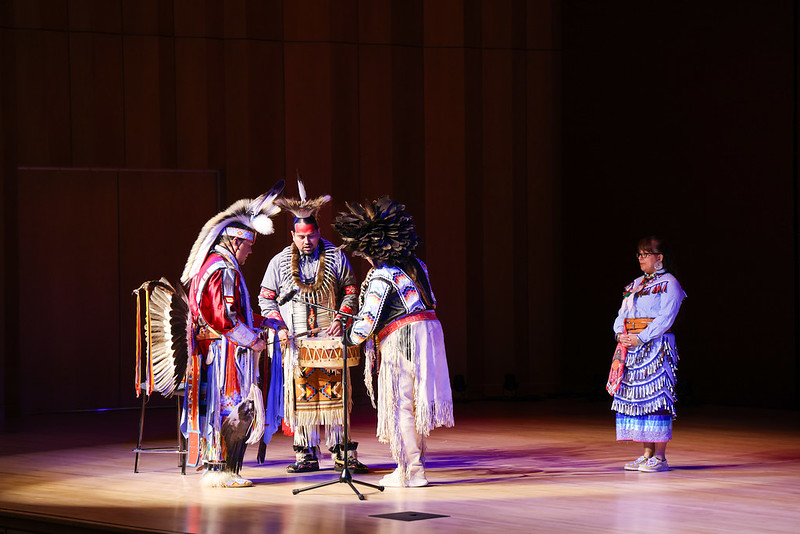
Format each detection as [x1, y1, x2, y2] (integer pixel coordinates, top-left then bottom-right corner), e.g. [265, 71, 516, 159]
[287, 298, 384, 500]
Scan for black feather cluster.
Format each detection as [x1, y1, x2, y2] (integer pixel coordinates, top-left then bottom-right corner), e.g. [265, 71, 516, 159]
[333, 196, 419, 265]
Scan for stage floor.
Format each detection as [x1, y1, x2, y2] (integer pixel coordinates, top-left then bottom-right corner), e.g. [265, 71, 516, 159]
[0, 398, 798, 533]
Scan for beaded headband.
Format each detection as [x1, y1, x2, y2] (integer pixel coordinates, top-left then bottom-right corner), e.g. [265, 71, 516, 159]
[221, 226, 256, 242]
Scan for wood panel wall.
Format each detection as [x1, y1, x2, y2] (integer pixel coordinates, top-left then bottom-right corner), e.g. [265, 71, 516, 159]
[14, 168, 219, 414]
[3, 0, 799, 416]
[1, 0, 561, 416]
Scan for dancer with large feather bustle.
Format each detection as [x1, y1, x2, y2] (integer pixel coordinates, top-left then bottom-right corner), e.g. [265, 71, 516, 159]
[179, 180, 284, 487]
[257, 175, 368, 474]
[333, 196, 454, 487]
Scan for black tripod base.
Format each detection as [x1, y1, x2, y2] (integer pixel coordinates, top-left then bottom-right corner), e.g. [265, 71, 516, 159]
[292, 468, 384, 500]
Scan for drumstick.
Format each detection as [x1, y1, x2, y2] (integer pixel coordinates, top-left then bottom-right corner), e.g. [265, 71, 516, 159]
[275, 328, 322, 349]
[292, 327, 321, 339]
[287, 327, 321, 341]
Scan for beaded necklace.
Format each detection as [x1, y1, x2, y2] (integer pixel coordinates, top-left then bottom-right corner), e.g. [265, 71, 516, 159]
[290, 243, 327, 292]
[622, 271, 663, 299]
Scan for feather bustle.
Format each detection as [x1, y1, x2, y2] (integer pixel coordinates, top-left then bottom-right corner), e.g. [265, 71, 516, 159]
[143, 278, 190, 397]
[333, 196, 418, 264]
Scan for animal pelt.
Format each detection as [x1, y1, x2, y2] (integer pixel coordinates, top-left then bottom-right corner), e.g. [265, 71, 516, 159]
[181, 179, 285, 284]
[200, 469, 253, 488]
[221, 385, 265, 474]
[275, 195, 331, 219]
[275, 172, 330, 219]
[201, 469, 238, 488]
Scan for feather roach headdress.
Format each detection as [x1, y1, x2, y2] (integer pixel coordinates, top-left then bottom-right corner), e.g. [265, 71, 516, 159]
[180, 179, 285, 284]
[274, 171, 331, 222]
[332, 196, 419, 265]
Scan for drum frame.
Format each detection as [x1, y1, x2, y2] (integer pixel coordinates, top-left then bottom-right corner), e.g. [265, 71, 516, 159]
[297, 337, 361, 369]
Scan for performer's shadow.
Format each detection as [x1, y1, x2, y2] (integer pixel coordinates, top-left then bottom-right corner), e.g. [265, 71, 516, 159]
[420, 446, 595, 484]
[247, 446, 754, 486]
[428, 445, 598, 468]
[246, 459, 397, 486]
[249, 472, 347, 485]
[669, 463, 759, 471]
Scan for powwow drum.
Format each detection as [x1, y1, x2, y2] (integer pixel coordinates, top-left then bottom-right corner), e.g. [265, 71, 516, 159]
[297, 336, 360, 368]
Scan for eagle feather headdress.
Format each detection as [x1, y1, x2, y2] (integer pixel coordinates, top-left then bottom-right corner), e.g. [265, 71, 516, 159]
[180, 179, 285, 284]
[274, 171, 331, 220]
[332, 196, 419, 265]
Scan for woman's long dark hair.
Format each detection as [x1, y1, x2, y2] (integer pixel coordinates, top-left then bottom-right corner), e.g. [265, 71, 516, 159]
[397, 257, 435, 309]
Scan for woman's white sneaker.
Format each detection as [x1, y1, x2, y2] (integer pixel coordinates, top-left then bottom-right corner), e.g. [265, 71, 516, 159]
[624, 455, 649, 471]
[639, 457, 669, 472]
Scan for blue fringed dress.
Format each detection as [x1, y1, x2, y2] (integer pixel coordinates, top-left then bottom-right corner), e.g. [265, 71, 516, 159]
[612, 270, 685, 442]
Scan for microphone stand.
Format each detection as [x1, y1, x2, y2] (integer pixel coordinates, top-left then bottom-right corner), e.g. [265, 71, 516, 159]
[285, 296, 384, 500]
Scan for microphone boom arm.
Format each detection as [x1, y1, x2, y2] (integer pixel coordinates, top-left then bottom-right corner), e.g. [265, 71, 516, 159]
[287, 294, 358, 319]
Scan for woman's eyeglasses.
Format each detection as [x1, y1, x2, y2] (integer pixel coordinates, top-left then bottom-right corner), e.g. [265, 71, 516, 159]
[636, 252, 661, 259]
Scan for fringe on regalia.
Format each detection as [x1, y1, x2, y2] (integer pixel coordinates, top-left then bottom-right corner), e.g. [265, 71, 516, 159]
[612, 335, 679, 418]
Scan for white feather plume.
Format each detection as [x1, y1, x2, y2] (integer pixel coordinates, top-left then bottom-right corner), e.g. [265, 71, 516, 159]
[296, 169, 307, 202]
[181, 180, 284, 284]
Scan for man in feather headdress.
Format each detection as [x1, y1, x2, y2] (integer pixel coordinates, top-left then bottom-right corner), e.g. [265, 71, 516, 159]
[179, 180, 284, 487]
[258, 177, 368, 474]
[333, 196, 454, 487]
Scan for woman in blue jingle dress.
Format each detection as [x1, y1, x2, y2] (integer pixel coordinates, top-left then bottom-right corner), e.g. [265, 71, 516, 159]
[613, 236, 686, 472]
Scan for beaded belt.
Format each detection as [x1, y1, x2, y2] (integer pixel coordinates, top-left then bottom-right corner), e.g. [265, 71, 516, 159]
[624, 317, 670, 334]
[377, 310, 438, 343]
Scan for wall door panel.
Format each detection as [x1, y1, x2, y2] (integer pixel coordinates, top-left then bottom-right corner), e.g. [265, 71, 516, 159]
[17, 169, 119, 413]
[15, 168, 219, 414]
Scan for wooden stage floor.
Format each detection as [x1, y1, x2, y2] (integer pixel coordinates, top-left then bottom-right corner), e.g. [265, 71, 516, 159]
[0, 398, 798, 534]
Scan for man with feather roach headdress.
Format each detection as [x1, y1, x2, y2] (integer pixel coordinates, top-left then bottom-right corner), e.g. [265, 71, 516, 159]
[257, 175, 369, 474]
[178, 180, 284, 487]
[333, 196, 454, 488]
